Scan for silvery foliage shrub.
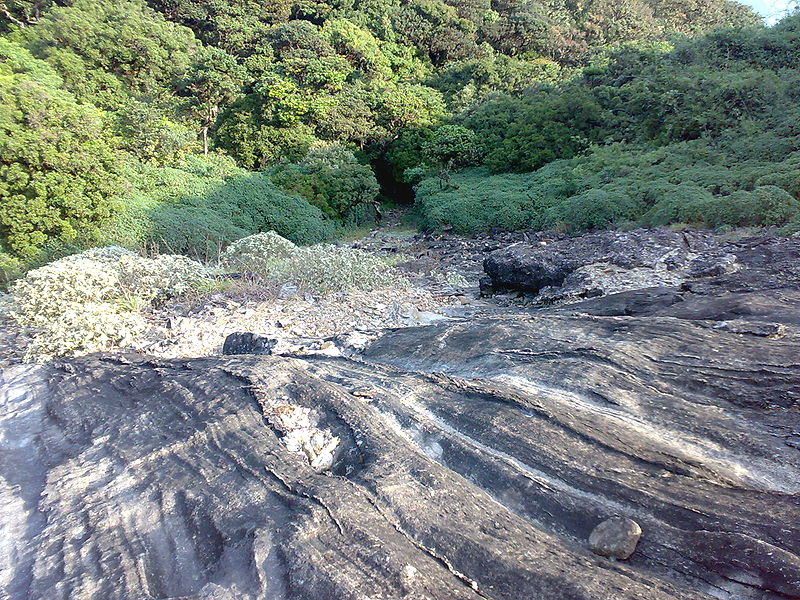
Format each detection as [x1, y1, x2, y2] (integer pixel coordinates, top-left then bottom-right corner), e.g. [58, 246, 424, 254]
[433, 271, 469, 287]
[274, 245, 405, 294]
[219, 231, 297, 275]
[9, 247, 208, 361]
[219, 233, 402, 294]
[117, 253, 209, 304]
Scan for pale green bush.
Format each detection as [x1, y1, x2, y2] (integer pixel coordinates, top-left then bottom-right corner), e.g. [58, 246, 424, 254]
[10, 256, 120, 322]
[274, 245, 405, 294]
[117, 253, 209, 304]
[8, 247, 209, 361]
[24, 303, 146, 361]
[433, 271, 469, 287]
[219, 231, 297, 275]
[220, 232, 405, 293]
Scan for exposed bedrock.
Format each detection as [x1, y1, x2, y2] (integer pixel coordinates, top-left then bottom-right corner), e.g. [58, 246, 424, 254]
[2, 232, 800, 600]
[482, 230, 800, 301]
[483, 229, 717, 294]
[2, 275, 800, 599]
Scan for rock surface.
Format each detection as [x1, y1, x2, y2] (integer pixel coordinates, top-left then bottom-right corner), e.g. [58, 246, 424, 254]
[588, 517, 643, 560]
[483, 229, 727, 299]
[2, 230, 800, 599]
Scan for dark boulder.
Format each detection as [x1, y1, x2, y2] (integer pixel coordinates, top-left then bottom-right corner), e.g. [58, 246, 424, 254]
[222, 332, 277, 355]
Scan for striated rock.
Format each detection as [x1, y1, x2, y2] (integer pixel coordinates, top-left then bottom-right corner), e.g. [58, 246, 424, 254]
[2, 272, 800, 599]
[3, 230, 800, 600]
[588, 517, 642, 560]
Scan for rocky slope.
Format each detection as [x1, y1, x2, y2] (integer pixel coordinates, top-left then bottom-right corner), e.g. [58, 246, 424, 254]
[1, 230, 799, 600]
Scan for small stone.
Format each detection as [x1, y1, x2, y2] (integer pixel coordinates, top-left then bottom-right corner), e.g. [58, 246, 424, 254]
[401, 564, 418, 584]
[588, 516, 642, 560]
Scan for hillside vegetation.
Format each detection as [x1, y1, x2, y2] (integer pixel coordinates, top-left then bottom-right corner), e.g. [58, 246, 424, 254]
[1, 0, 797, 283]
[413, 19, 800, 233]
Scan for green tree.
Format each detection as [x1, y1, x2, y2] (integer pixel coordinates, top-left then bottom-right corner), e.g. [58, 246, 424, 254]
[145, 0, 290, 56]
[0, 40, 125, 257]
[12, 0, 202, 110]
[178, 47, 248, 154]
[270, 144, 380, 219]
[0, 0, 57, 30]
[115, 100, 197, 164]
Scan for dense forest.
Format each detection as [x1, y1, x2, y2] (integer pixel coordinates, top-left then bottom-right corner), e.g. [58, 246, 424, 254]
[1, 0, 799, 282]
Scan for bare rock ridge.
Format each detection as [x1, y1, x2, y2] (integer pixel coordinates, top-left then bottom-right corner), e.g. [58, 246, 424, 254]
[481, 229, 800, 303]
[2, 231, 800, 600]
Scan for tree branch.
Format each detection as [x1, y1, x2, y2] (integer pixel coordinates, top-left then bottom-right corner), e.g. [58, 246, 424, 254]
[0, 2, 28, 28]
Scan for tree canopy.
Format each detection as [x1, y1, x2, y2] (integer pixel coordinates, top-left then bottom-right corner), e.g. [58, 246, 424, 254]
[4, 0, 798, 275]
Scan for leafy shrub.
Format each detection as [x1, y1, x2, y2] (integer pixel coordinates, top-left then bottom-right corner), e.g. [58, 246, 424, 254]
[416, 142, 800, 234]
[755, 170, 800, 199]
[131, 164, 333, 256]
[200, 173, 334, 244]
[685, 186, 800, 228]
[270, 144, 380, 220]
[219, 231, 297, 274]
[545, 189, 635, 232]
[147, 205, 248, 260]
[639, 185, 715, 227]
[415, 168, 550, 233]
[7, 247, 209, 360]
